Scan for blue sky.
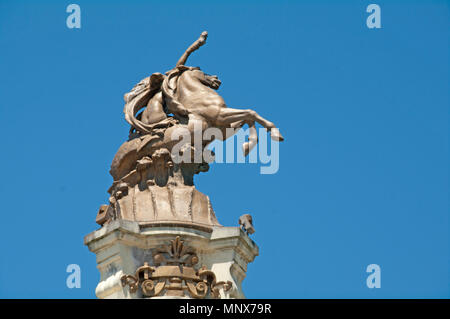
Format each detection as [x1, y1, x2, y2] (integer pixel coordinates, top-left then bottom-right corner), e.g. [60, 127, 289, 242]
[0, 0, 448, 298]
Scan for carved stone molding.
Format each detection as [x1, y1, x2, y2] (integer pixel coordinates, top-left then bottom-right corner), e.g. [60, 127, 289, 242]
[120, 236, 232, 298]
[95, 144, 220, 228]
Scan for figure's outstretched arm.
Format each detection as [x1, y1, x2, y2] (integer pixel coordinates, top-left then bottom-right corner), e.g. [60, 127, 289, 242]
[176, 31, 208, 66]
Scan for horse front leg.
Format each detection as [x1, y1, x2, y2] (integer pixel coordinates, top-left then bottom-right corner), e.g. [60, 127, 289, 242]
[215, 107, 284, 142]
[243, 121, 258, 156]
[215, 119, 258, 157]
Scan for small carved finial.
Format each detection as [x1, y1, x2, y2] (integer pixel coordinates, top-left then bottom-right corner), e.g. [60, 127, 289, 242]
[239, 214, 255, 235]
[95, 204, 109, 226]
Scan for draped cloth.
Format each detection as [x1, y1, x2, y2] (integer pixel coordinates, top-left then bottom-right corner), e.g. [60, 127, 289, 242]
[123, 72, 176, 135]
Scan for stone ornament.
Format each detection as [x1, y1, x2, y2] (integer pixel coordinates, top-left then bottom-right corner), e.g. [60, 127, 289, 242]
[120, 237, 232, 298]
[239, 214, 255, 235]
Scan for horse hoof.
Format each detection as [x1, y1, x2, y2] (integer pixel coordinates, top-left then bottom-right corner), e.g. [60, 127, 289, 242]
[270, 128, 284, 142]
[242, 142, 250, 157]
[242, 141, 257, 156]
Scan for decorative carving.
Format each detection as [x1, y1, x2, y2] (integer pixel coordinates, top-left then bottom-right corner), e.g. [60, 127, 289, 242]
[121, 236, 232, 298]
[239, 214, 255, 235]
[120, 262, 155, 294]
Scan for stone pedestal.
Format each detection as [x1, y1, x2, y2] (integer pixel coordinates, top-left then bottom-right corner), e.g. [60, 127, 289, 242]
[84, 220, 259, 299]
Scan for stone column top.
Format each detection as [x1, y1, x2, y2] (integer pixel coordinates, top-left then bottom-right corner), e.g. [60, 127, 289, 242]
[84, 219, 259, 263]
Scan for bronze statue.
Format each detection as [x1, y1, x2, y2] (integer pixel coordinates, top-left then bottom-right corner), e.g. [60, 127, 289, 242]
[98, 32, 284, 228]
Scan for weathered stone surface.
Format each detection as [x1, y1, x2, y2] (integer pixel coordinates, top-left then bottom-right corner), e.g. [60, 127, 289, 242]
[84, 220, 258, 299]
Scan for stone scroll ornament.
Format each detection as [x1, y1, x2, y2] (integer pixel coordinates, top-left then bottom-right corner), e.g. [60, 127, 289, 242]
[120, 237, 232, 298]
[95, 31, 284, 228]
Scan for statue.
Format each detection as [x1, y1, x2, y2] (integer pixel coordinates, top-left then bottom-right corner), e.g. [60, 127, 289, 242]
[96, 31, 284, 229]
[87, 31, 274, 299]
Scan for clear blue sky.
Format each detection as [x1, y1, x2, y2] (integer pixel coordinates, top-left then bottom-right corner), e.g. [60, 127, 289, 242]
[0, 0, 448, 298]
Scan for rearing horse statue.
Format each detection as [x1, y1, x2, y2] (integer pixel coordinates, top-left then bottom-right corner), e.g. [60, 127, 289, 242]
[111, 31, 284, 182]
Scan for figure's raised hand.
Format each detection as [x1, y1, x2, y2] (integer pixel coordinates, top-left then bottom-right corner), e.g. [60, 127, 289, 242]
[176, 31, 209, 67]
[198, 31, 208, 46]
